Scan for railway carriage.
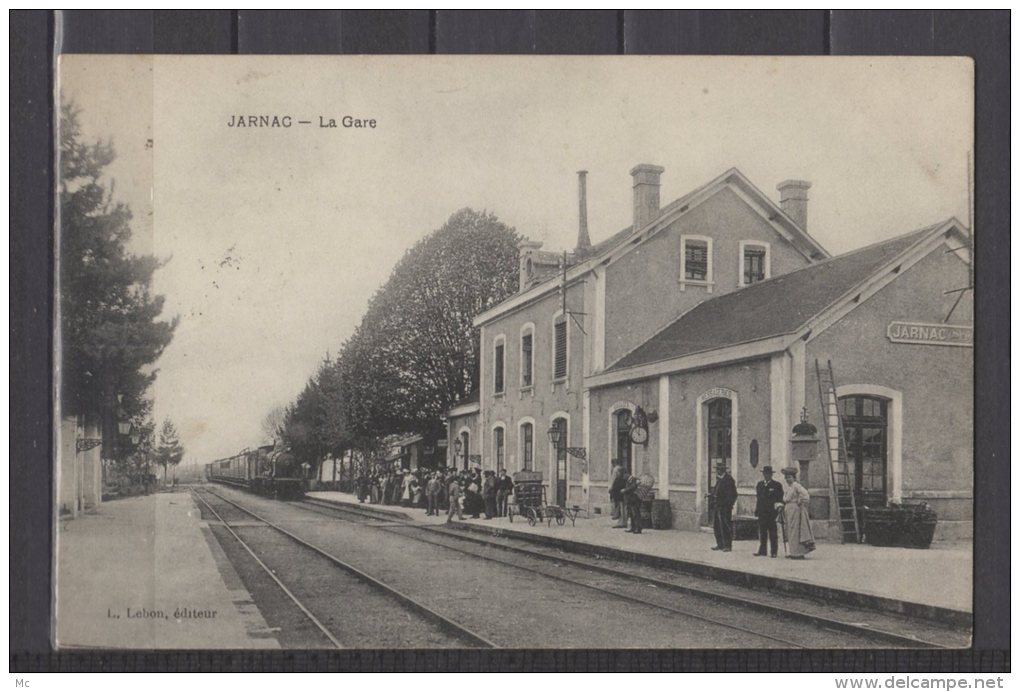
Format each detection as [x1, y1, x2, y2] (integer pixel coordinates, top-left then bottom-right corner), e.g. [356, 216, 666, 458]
[206, 445, 306, 499]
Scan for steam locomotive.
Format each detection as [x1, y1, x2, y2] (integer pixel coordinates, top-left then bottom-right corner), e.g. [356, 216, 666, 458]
[205, 444, 306, 500]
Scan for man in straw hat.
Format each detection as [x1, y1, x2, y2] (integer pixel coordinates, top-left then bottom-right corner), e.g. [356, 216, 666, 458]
[710, 461, 737, 552]
[779, 466, 816, 559]
[753, 466, 785, 557]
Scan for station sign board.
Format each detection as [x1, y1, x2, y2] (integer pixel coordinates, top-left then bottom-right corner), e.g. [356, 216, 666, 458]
[886, 321, 973, 347]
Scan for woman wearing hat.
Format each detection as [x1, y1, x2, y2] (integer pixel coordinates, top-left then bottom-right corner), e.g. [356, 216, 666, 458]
[779, 466, 815, 558]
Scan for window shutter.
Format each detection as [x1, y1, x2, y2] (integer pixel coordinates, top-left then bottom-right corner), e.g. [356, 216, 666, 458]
[521, 333, 533, 386]
[494, 343, 504, 393]
[554, 320, 567, 379]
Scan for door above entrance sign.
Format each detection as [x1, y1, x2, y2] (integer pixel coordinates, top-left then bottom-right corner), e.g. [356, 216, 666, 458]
[705, 397, 732, 525]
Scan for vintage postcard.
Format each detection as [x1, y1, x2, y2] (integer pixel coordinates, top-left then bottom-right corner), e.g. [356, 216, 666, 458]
[55, 55, 973, 650]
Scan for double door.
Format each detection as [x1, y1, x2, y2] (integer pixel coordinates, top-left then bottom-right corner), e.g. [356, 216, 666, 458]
[839, 396, 889, 508]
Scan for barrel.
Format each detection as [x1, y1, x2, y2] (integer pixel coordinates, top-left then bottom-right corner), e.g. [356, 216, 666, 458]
[650, 499, 673, 530]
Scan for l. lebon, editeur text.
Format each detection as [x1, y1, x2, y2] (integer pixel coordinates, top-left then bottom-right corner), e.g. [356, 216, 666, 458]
[107, 607, 218, 620]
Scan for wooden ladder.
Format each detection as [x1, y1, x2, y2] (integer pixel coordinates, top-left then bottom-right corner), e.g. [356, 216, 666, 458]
[815, 358, 861, 544]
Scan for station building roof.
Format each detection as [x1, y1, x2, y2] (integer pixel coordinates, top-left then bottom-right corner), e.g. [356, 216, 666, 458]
[607, 222, 952, 374]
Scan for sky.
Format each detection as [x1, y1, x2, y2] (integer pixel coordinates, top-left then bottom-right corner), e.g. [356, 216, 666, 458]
[58, 55, 973, 464]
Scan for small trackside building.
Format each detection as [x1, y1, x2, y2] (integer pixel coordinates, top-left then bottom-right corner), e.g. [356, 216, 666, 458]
[585, 220, 973, 539]
[446, 389, 480, 469]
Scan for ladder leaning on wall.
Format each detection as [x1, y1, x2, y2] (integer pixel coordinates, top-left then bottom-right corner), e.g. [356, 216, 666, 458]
[815, 358, 862, 544]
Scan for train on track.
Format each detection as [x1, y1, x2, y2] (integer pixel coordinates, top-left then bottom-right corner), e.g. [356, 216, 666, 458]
[205, 444, 306, 500]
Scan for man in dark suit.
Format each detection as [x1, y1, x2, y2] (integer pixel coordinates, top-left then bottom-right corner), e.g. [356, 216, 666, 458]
[711, 461, 737, 552]
[753, 466, 785, 557]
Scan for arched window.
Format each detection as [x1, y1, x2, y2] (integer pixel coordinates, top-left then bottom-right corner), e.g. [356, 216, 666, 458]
[706, 398, 732, 508]
[459, 430, 470, 471]
[614, 408, 634, 474]
[493, 335, 506, 395]
[520, 421, 534, 471]
[520, 324, 534, 388]
[493, 425, 505, 472]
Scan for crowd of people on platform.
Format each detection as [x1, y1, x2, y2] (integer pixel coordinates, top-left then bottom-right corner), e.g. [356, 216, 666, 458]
[350, 457, 815, 558]
[354, 466, 516, 524]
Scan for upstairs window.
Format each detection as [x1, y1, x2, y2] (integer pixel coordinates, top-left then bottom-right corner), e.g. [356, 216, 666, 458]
[740, 241, 771, 286]
[520, 329, 533, 388]
[553, 317, 567, 380]
[493, 340, 505, 394]
[685, 240, 709, 280]
[680, 235, 714, 291]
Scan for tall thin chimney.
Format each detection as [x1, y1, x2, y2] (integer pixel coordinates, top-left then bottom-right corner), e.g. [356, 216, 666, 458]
[576, 170, 591, 254]
[777, 179, 811, 231]
[630, 163, 665, 230]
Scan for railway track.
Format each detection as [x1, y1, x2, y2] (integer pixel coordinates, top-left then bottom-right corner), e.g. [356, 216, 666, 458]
[192, 488, 496, 648]
[202, 487, 812, 648]
[299, 497, 963, 649]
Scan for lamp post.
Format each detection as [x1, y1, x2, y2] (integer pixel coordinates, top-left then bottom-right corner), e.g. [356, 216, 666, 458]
[547, 424, 562, 447]
[791, 407, 819, 488]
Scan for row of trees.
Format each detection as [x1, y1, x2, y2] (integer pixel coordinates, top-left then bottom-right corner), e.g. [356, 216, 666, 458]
[60, 98, 183, 481]
[278, 208, 522, 474]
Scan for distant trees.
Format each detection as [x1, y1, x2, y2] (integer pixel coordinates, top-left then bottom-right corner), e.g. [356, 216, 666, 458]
[59, 98, 177, 457]
[260, 405, 287, 446]
[281, 208, 520, 469]
[153, 418, 185, 483]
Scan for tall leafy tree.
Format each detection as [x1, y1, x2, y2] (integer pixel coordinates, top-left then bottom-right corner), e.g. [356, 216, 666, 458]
[343, 208, 520, 438]
[281, 208, 520, 468]
[59, 99, 177, 451]
[282, 375, 327, 469]
[153, 417, 184, 483]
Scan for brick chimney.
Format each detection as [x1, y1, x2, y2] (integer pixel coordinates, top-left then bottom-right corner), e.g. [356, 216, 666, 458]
[630, 164, 665, 231]
[576, 170, 592, 256]
[777, 179, 811, 231]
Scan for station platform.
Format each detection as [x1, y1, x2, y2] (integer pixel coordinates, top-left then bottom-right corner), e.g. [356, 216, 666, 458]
[308, 491, 972, 625]
[56, 490, 279, 649]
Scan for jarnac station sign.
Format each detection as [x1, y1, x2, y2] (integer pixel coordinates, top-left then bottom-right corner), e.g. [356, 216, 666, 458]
[886, 321, 973, 347]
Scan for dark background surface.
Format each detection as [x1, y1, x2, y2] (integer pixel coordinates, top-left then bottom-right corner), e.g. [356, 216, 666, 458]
[10, 9, 1009, 671]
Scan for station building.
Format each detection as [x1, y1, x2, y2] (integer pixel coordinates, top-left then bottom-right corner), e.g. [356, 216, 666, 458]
[57, 414, 105, 518]
[447, 165, 973, 539]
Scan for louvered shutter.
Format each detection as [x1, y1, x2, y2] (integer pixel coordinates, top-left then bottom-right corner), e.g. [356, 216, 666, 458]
[554, 320, 567, 379]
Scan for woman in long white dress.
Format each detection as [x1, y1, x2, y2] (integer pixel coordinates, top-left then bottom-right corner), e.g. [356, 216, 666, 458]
[779, 466, 816, 559]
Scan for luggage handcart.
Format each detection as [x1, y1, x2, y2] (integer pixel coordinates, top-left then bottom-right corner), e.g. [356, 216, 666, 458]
[508, 471, 555, 526]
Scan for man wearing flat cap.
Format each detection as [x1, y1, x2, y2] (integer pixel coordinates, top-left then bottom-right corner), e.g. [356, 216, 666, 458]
[710, 461, 737, 552]
[753, 466, 785, 557]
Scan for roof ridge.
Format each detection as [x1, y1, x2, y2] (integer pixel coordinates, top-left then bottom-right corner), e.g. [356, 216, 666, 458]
[493, 167, 776, 302]
[605, 219, 955, 374]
